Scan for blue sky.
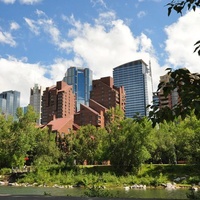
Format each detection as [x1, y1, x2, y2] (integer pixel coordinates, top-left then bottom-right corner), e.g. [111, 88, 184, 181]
[0, 0, 200, 106]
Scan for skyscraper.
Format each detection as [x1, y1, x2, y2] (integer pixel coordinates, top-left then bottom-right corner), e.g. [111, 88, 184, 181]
[113, 59, 153, 118]
[0, 90, 20, 120]
[63, 67, 93, 111]
[30, 84, 42, 125]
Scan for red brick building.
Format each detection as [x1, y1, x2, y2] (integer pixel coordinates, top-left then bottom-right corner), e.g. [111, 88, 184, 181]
[41, 81, 75, 125]
[74, 76, 126, 128]
[74, 99, 108, 127]
[90, 76, 126, 111]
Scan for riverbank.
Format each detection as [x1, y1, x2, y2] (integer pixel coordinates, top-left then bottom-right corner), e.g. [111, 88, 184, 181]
[0, 164, 200, 192]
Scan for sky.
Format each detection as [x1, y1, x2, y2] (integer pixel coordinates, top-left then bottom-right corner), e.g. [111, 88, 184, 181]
[0, 0, 200, 107]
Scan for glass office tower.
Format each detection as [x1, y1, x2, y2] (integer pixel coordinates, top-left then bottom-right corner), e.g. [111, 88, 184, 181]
[0, 90, 20, 120]
[63, 67, 93, 111]
[113, 59, 153, 118]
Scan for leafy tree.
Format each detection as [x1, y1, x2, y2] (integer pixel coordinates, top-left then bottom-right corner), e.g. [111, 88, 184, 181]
[166, 0, 200, 55]
[106, 117, 152, 173]
[149, 121, 177, 164]
[0, 114, 13, 168]
[73, 125, 105, 165]
[149, 68, 200, 125]
[33, 128, 62, 170]
[180, 113, 200, 163]
[0, 106, 61, 169]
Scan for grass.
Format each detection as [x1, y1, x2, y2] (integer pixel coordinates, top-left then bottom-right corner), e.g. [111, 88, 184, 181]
[1, 164, 200, 188]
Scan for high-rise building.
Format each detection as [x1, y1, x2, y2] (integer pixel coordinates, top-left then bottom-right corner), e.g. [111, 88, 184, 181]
[90, 76, 126, 112]
[0, 90, 20, 120]
[29, 84, 42, 125]
[158, 74, 179, 109]
[63, 67, 93, 112]
[113, 59, 153, 118]
[41, 81, 75, 125]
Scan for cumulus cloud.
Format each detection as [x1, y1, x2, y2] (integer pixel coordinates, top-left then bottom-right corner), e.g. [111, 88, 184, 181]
[59, 12, 164, 91]
[164, 8, 200, 73]
[8, 10, 165, 106]
[0, 57, 54, 106]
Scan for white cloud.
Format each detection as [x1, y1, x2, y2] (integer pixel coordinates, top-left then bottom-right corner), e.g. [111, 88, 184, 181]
[0, 57, 54, 107]
[58, 12, 164, 90]
[24, 17, 40, 35]
[35, 9, 46, 17]
[0, 0, 15, 4]
[19, 0, 42, 5]
[24, 10, 165, 92]
[1, 10, 168, 107]
[10, 22, 20, 31]
[0, 30, 16, 46]
[164, 8, 200, 73]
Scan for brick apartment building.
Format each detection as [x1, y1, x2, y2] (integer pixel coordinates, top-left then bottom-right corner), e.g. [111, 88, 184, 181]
[41, 81, 75, 125]
[90, 76, 126, 111]
[74, 76, 126, 128]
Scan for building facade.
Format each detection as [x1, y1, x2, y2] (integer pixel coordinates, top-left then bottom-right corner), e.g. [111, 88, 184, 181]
[41, 81, 75, 125]
[74, 76, 126, 128]
[63, 67, 93, 112]
[0, 90, 20, 120]
[113, 59, 153, 118]
[74, 99, 107, 128]
[29, 84, 42, 125]
[158, 74, 179, 109]
[90, 76, 126, 112]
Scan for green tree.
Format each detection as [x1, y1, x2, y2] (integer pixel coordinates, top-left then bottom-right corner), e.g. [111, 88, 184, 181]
[149, 68, 200, 125]
[178, 113, 200, 163]
[152, 121, 177, 164]
[0, 114, 13, 168]
[32, 128, 62, 170]
[106, 117, 152, 173]
[73, 125, 105, 165]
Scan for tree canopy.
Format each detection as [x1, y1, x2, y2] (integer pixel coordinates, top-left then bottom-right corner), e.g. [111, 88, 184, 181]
[149, 68, 200, 126]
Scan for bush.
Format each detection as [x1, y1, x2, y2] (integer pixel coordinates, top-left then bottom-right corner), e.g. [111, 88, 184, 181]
[0, 168, 11, 175]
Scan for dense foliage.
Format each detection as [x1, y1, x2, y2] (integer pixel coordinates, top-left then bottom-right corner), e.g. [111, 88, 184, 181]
[149, 68, 200, 126]
[1, 104, 200, 175]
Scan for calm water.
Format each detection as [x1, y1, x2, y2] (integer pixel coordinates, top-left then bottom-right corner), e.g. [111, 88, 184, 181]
[0, 186, 188, 199]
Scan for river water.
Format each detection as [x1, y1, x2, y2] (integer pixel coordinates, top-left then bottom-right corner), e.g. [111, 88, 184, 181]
[0, 186, 189, 199]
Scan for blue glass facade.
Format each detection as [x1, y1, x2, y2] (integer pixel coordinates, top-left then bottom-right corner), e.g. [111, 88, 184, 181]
[113, 60, 152, 118]
[63, 67, 93, 111]
[0, 90, 20, 120]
